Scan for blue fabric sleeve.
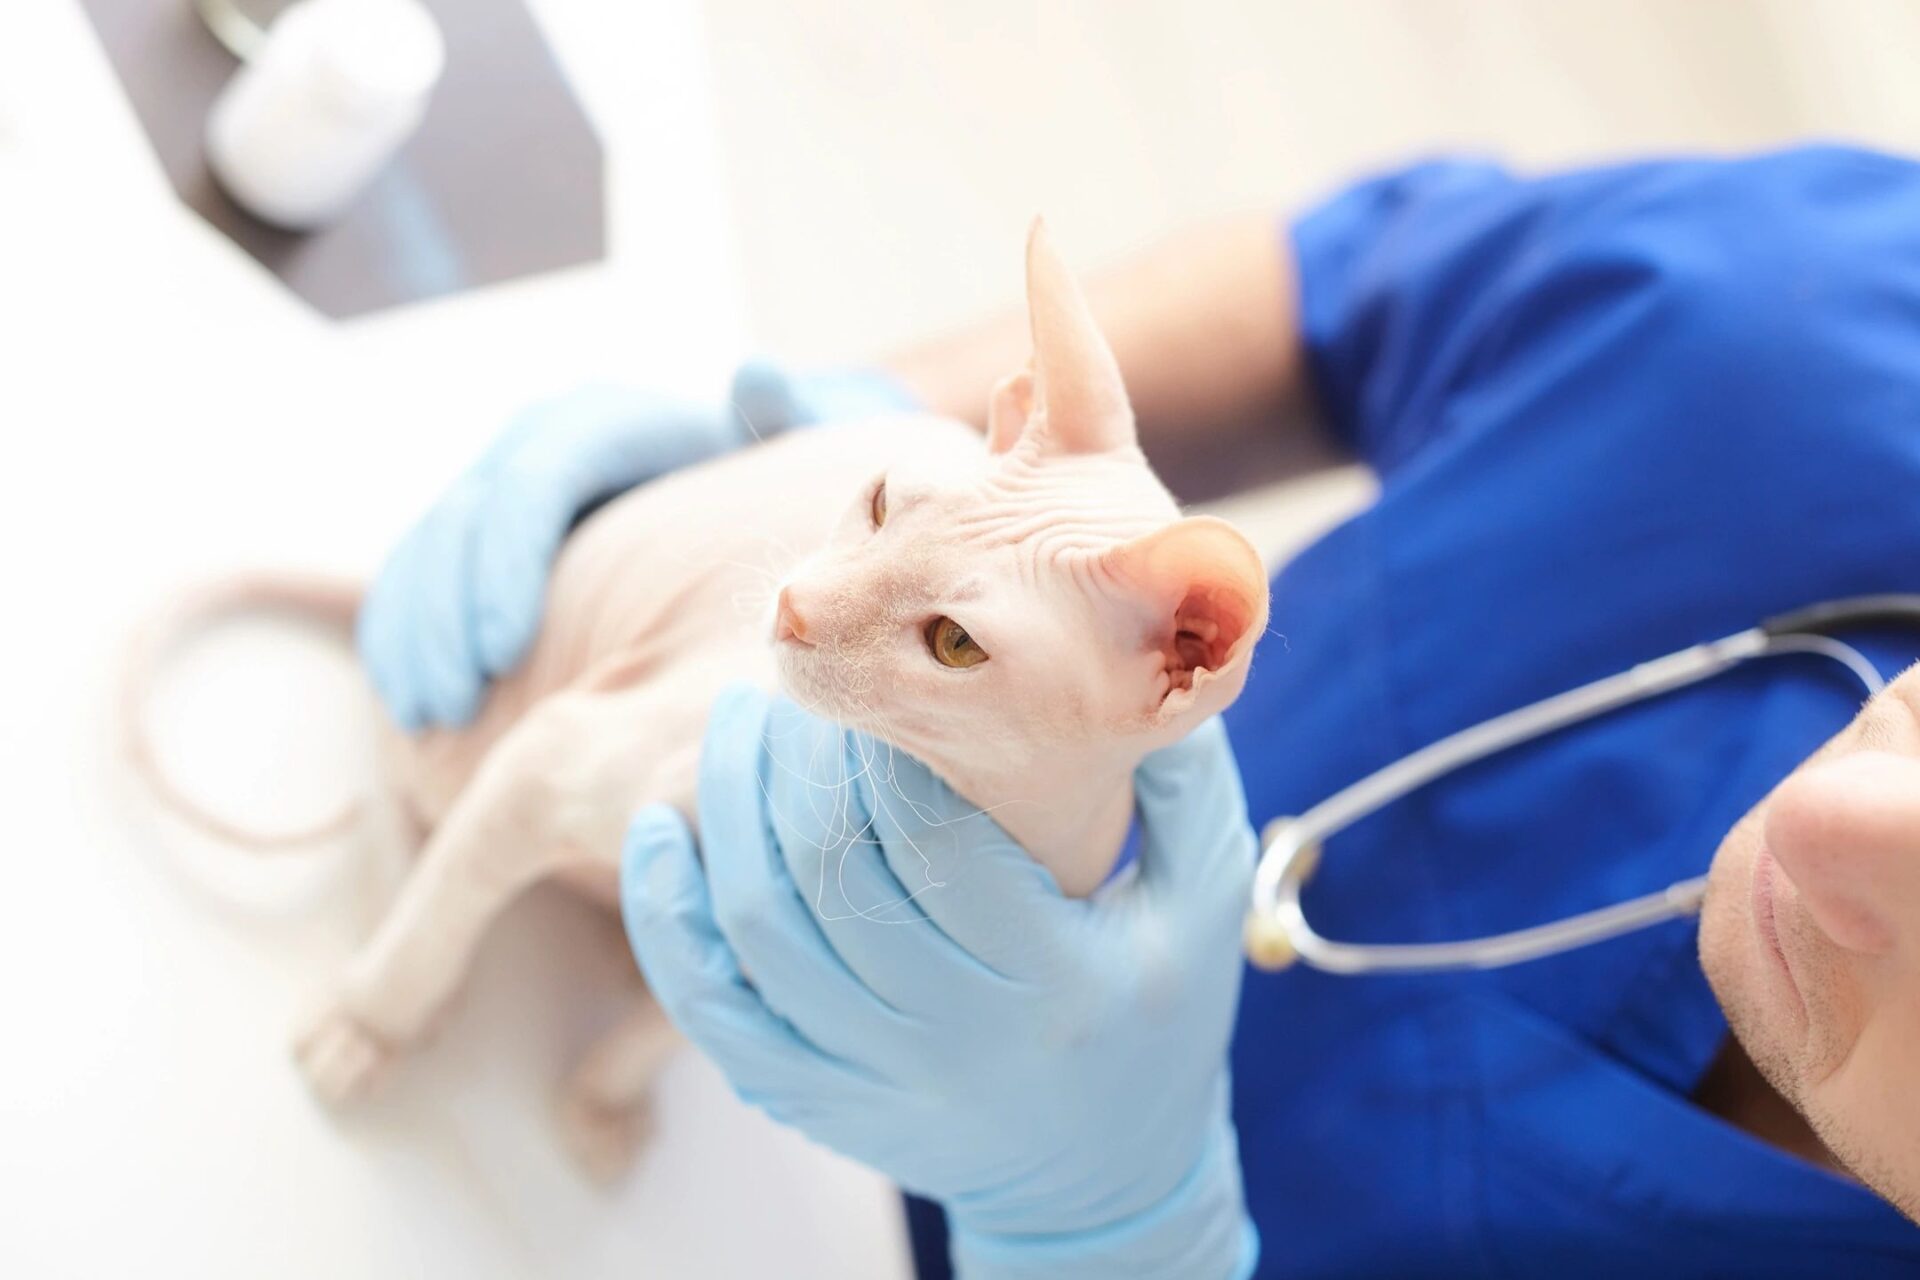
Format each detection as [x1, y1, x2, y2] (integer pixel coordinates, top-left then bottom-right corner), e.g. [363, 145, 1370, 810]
[1288, 147, 1917, 477]
[1290, 158, 1538, 472]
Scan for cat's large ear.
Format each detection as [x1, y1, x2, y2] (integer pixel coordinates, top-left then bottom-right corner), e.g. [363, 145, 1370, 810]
[1106, 515, 1269, 729]
[1017, 217, 1137, 456]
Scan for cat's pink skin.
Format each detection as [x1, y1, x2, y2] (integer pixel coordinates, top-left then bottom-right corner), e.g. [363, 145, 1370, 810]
[769, 224, 1269, 896]
[297, 418, 972, 1179]
[241, 222, 1266, 1179]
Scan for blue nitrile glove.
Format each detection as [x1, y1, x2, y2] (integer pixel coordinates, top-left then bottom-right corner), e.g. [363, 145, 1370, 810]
[730, 357, 922, 436]
[357, 364, 916, 730]
[621, 688, 1260, 1280]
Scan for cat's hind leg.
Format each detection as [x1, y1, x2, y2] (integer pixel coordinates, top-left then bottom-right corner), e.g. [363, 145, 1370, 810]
[555, 991, 680, 1184]
[295, 684, 699, 1104]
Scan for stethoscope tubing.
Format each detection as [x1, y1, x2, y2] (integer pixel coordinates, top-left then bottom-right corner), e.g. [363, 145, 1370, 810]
[1247, 595, 1920, 975]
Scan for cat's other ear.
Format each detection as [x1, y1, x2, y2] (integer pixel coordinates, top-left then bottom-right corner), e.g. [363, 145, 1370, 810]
[1107, 515, 1269, 730]
[986, 365, 1034, 455]
[1023, 217, 1137, 456]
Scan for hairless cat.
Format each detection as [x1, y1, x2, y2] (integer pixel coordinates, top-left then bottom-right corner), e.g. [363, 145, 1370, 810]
[125, 220, 1271, 1181]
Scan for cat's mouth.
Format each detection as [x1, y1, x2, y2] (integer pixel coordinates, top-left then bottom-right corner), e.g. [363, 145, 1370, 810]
[771, 639, 849, 721]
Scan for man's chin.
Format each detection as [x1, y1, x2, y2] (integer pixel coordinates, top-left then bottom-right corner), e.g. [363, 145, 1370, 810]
[1698, 837, 1791, 1096]
[1695, 838, 1907, 1217]
[1697, 839, 1748, 1006]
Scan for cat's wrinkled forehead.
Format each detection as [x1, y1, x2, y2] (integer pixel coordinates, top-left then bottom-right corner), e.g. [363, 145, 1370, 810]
[774, 216, 1271, 770]
[881, 438, 1177, 562]
[888, 209, 1187, 546]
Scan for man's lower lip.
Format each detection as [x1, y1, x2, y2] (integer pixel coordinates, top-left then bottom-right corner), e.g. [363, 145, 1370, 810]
[1751, 849, 1806, 1012]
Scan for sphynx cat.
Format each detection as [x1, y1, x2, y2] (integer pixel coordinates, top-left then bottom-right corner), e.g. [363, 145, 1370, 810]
[128, 220, 1271, 1181]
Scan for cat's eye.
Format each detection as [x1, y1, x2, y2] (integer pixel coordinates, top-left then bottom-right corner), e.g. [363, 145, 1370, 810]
[926, 616, 988, 669]
[870, 480, 888, 528]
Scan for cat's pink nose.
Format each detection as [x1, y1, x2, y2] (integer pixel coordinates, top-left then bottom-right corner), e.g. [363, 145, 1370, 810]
[774, 587, 812, 645]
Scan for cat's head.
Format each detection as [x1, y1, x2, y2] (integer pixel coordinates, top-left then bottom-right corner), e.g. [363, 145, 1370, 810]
[771, 220, 1269, 786]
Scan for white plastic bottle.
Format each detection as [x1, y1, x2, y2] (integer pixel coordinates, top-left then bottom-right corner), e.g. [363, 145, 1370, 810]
[206, 0, 445, 231]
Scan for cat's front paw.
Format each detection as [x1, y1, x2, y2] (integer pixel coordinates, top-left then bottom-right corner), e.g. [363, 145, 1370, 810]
[294, 1003, 395, 1105]
[555, 1088, 654, 1185]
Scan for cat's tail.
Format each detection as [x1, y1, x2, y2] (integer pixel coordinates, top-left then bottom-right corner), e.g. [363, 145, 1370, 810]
[120, 572, 369, 855]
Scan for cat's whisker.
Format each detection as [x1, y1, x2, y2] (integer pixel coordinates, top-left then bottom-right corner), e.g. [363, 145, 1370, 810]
[864, 786, 947, 885]
[756, 531, 804, 565]
[756, 738, 939, 925]
[762, 691, 901, 913]
[789, 706, 949, 923]
[755, 770, 846, 863]
[713, 557, 784, 586]
[726, 396, 775, 448]
[730, 590, 773, 618]
[838, 698, 1038, 835]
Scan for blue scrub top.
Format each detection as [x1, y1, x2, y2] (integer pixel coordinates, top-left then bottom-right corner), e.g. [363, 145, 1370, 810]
[909, 145, 1920, 1277]
[1228, 145, 1920, 1276]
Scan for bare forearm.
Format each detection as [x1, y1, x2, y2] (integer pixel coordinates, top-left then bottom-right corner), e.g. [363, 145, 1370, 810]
[882, 213, 1322, 491]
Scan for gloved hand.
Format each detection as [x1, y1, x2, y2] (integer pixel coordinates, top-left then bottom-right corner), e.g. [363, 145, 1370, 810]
[622, 688, 1260, 1280]
[357, 364, 916, 730]
[730, 357, 922, 436]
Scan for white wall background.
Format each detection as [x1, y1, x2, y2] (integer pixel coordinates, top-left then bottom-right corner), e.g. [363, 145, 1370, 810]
[704, 0, 1920, 358]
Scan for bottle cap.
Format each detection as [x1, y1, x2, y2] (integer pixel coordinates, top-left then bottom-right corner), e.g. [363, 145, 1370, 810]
[303, 0, 445, 121]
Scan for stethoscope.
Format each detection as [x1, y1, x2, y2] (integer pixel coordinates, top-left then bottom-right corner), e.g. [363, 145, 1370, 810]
[1244, 595, 1920, 976]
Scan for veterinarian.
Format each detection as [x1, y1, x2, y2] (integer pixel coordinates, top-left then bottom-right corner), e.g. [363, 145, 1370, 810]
[359, 146, 1920, 1276]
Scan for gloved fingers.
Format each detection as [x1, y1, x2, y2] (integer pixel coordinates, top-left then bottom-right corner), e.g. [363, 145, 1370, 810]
[1129, 718, 1256, 930]
[467, 482, 575, 678]
[356, 481, 488, 730]
[757, 701, 999, 1010]
[362, 382, 750, 731]
[697, 688, 920, 1063]
[786, 366, 922, 426]
[356, 586, 422, 731]
[539, 385, 741, 496]
[399, 489, 490, 728]
[730, 360, 923, 436]
[728, 360, 802, 442]
[855, 733, 1078, 981]
[470, 386, 741, 675]
[621, 804, 885, 1105]
[468, 386, 648, 674]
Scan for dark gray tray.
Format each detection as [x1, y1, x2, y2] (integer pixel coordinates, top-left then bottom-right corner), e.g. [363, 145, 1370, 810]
[78, 0, 606, 319]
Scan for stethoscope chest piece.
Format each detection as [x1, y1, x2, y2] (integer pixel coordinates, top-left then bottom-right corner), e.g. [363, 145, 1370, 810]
[1244, 915, 1298, 971]
[1245, 816, 1314, 972]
